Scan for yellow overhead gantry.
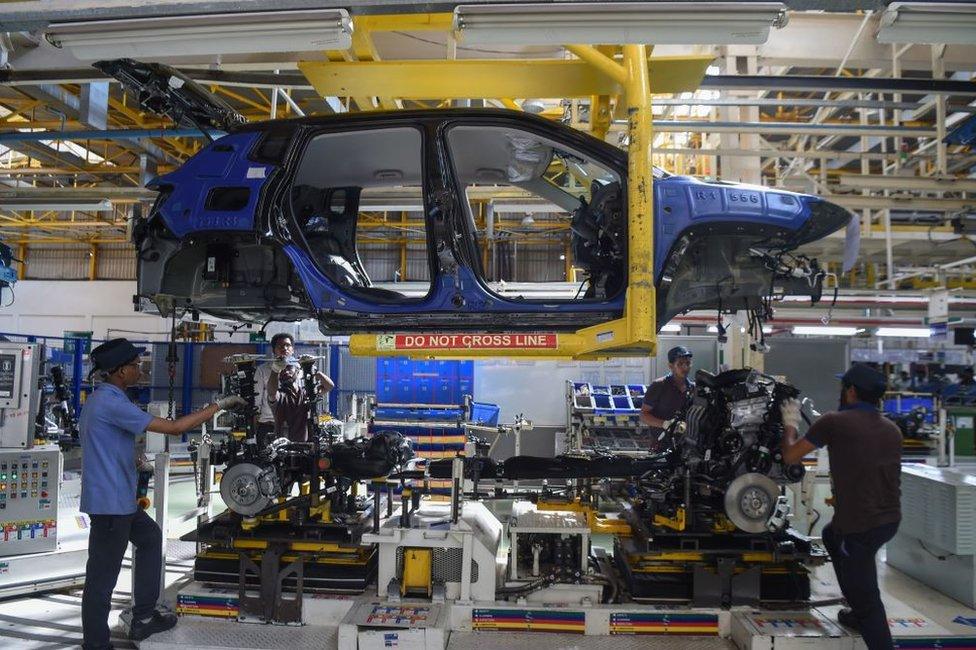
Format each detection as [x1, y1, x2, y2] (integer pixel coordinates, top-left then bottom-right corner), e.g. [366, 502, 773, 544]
[297, 14, 713, 360]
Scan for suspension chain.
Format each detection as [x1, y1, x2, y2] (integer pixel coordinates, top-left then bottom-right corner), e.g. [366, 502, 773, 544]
[166, 312, 178, 419]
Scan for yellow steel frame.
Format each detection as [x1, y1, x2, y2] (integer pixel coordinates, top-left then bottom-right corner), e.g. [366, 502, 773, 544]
[298, 16, 713, 359]
[536, 498, 633, 535]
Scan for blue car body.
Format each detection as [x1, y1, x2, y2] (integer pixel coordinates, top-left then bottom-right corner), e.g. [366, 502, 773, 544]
[133, 108, 851, 333]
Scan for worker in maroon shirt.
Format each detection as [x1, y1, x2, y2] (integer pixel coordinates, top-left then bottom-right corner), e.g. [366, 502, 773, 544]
[640, 346, 694, 448]
[780, 364, 902, 650]
[267, 363, 320, 442]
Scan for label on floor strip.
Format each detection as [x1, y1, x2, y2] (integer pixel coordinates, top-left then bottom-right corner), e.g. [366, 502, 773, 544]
[176, 593, 239, 618]
[472, 608, 584, 634]
[893, 637, 976, 649]
[609, 612, 719, 635]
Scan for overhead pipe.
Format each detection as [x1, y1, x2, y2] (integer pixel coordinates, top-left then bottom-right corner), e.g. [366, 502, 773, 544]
[4, 67, 976, 97]
[0, 127, 224, 144]
[675, 315, 926, 328]
[0, 119, 934, 146]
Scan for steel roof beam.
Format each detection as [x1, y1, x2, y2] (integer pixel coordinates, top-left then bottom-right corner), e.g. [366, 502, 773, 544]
[4, 119, 937, 146]
[701, 74, 976, 96]
[833, 174, 976, 192]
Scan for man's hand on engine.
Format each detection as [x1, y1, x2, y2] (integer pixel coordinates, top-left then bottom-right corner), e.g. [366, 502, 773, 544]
[217, 395, 247, 411]
[661, 419, 687, 439]
[780, 398, 801, 430]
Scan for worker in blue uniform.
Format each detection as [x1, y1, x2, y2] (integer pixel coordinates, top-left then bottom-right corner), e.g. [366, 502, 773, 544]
[79, 338, 246, 649]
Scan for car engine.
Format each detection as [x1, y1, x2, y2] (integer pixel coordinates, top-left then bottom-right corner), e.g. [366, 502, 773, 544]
[631, 368, 802, 534]
[207, 354, 413, 518]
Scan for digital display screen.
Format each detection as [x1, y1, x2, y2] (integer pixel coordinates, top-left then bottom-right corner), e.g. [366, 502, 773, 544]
[0, 354, 16, 399]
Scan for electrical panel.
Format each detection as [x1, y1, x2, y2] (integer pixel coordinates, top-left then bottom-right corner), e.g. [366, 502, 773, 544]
[0, 343, 42, 449]
[0, 447, 60, 557]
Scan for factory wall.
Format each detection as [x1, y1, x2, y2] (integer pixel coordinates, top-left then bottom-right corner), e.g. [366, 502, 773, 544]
[765, 338, 850, 431]
[0, 280, 170, 340]
[16, 242, 569, 284]
[475, 336, 721, 427]
[22, 244, 137, 281]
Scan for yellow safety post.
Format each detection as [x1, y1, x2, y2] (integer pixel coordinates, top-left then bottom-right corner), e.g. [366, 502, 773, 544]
[620, 43, 658, 356]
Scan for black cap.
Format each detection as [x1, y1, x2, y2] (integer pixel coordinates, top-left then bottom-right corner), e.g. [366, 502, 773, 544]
[837, 363, 887, 395]
[667, 346, 694, 364]
[89, 338, 146, 374]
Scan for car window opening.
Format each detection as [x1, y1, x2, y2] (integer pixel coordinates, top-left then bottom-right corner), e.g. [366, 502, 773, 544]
[446, 125, 626, 303]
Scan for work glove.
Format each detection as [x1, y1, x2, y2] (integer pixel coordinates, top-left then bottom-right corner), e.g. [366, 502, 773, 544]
[270, 358, 288, 373]
[780, 398, 801, 430]
[216, 395, 247, 411]
[660, 419, 686, 439]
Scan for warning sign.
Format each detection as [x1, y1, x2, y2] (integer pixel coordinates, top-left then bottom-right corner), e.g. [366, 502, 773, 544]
[378, 334, 558, 351]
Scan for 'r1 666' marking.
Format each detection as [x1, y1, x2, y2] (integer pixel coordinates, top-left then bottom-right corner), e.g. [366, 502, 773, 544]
[198, 215, 241, 228]
[729, 192, 760, 204]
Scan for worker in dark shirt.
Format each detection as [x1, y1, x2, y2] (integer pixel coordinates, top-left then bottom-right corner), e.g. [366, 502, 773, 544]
[640, 346, 694, 447]
[780, 364, 902, 650]
[267, 362, 317, 442]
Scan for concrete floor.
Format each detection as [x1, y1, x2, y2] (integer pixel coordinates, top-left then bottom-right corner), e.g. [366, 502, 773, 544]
[1, 475, 975, 649]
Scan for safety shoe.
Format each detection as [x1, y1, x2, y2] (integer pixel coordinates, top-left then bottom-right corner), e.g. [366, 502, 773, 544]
[128, 609, 178, 641]
[837, 607, 861, 630]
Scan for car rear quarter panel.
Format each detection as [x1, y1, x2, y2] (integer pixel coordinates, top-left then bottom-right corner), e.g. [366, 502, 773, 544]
[151, 131, 271, 237]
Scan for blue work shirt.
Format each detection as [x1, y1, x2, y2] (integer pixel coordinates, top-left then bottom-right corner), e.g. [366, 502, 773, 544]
[78, 383, 154, 515]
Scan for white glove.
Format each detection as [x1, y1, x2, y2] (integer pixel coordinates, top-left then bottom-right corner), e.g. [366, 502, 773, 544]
[661, 419, 686, 433]
[658, 418, 685, 441]
[270, 358, 287, 373]
[780, 398, 801, 430]
[216, 395, 247, 410]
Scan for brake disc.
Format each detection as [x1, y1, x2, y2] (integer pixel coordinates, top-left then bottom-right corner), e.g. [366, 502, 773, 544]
[724, 472, 780, 533]
[220, 462, 276, 516]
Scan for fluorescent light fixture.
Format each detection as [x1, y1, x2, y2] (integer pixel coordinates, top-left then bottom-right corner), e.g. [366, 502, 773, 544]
[792, 326, 862, 336]
[454, 2, 788, 46]
[877, 3, 976, 45]
[706, 324, 773, 333]
[493, 201, 565, 214]
[0, 198, 112, 212]
[661, 323, 681, 333]
[46, 9, 353, 60]
[875, 327, 932, 338]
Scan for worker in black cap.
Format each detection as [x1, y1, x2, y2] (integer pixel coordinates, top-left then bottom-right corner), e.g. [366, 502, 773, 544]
[640, 346, 694, 448]
[79, 338, 246, 649]
[780, 363, 902, 650]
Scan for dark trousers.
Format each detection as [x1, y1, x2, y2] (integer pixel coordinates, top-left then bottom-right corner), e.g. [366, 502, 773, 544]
[823, 520, 900, 650]
[81, 510, 162, 649]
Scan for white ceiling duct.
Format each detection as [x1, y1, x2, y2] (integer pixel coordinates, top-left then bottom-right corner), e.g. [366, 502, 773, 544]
[877, 2, 976, 44]
[454, 2, 788, 46]
[45, 9, 353, 60]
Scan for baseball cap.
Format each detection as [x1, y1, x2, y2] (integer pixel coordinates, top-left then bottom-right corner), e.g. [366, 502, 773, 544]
[667, 346, 694, 364]
[89, 338, 146, 374]
[836, 363, 887, 395]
